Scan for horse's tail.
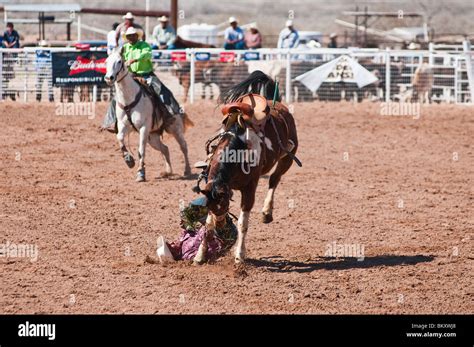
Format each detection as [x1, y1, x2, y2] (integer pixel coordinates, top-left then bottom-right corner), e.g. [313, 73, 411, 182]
[219, 70, 280, 104]
[182, 112, 194, 132]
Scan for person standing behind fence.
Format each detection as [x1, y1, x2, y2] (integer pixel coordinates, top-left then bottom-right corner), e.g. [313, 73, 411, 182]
[328, 33, 338, 48]
[152, 16, 176, 49]
[107, 23, 119, 55]
[115, 12, 145, 47]
[2, 22, 20, 101]
[244, 23, 262, 49]
[35, 40, 54, 102]
[224, 17, 245, 50]
[277, 20, 299, 49]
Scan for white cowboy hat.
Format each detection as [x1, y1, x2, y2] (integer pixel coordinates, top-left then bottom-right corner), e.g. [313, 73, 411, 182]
[307, 40, 321, 48]
[158, 15, 169, 22]
[228, 16, 238, 24]
[156, 236, 175, 264]
[249, 22, 258, 30]
[330, 32, 338, 38]
[286, 19, 294, 27]
[123, 12, 134, 20]
[125, 26, 138, 36]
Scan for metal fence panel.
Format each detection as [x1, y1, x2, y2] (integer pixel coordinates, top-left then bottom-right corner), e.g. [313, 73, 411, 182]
[0, 45, 472, 105]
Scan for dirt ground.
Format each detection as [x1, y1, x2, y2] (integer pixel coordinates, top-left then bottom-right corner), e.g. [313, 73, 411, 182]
[0, 100, 472, 314]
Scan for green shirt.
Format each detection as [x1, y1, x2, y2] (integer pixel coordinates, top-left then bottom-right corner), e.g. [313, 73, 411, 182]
[122, 41, 153, 75]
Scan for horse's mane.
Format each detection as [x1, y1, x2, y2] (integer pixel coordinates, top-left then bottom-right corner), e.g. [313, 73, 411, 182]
[219, 70, 280, 104]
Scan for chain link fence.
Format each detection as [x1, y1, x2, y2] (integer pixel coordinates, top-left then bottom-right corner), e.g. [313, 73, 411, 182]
[1, 44, 473, 104]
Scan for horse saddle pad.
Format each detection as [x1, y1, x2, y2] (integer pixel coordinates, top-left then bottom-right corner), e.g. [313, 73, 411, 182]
[221, 93, 269, 126]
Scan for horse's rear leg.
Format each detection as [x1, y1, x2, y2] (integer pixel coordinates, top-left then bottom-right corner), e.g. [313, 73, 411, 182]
[148, 132, 173, 177]
[136, 126, 149, 182]
[167, 119, 191, 176]
[262, 155, 294, 223]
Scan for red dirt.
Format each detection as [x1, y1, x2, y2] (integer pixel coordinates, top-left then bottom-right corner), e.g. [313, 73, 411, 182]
[0, 100, 472, 314]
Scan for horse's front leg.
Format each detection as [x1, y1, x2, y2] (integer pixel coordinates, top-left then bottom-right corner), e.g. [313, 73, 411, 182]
[136, 125, 149, 182]
[117, 120, 135, 169]
[194, 213, 216, 265]
[235, 185, 257, 263]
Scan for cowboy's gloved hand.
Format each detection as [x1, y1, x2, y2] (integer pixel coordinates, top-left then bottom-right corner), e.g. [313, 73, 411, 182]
[125, 59, 136, 66]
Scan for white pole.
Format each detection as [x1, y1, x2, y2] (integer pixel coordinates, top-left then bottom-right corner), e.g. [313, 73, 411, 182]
[189, 49, 195, 104]
[286, 51, 291, 103]
[462, 40, 474, 103]
[428, 42, 434, 65]
[77, 14, 81, 41]
[385, 48, 390, 103]
[145, 0, 150, 41]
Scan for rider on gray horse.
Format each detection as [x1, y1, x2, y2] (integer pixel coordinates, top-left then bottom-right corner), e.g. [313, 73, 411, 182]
[103, 26, 181, 132]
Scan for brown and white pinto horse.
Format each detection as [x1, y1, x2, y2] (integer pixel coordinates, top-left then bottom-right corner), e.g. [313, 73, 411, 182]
[193, 71, 300, 264]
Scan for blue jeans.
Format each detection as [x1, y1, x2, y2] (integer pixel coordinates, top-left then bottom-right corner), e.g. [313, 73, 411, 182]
[224, 41, 245, 50]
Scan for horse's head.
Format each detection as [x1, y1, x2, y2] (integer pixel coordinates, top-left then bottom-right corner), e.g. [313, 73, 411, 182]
[104, 47, 125, 85]
[198, 122, 262, 226]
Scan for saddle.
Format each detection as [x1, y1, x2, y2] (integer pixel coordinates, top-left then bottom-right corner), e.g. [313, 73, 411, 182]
[132, 76, 175, 134]
[221, 93, 270, 130]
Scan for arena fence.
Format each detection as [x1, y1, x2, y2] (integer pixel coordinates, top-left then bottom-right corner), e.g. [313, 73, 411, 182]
[1, 43, 473, 105]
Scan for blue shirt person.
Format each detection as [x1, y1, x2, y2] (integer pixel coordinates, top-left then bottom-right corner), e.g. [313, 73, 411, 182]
[277, 20, 299, 49]
[3, 22, 20, 48]
[152, 16, 176, 49]
[224, 17, 245, 50]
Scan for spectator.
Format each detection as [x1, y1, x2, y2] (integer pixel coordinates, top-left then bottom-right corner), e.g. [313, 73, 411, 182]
[277, 20, 299, 49]
[107, 22, 119, 55]
[328, 33, 338, 48]
[278, 20, 300, 48]
[244, 23, 262, 49]
[35, 40, 54, 102]
[2, 22, 20, 101]
[115, 12, 145, 47]
[224, 17, 245, 50]
[152, 16, 176, 49]
[2, 22, 20, 48]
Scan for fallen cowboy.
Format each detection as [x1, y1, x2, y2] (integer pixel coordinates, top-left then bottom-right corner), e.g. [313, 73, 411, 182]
[156, 197, 237, 263]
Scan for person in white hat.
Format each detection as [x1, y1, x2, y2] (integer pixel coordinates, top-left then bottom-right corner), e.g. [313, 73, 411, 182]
[277, 19, 299, 49]
[152, 15, 176, 49]
[224, 16, 245, 50]
[115, 12, 145, 47]
[244, 23, 262, 49]
[103, 24, 182, 132]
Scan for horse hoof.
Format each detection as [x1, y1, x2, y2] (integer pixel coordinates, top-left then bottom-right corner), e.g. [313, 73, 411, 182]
[234, 257, 245, 264]
[124, 154, 135, 168]
[183, 169, 192, 177]
[262, 213, 273, 224]
[136, 170, 146, 182]
[193, 258, 205, 266]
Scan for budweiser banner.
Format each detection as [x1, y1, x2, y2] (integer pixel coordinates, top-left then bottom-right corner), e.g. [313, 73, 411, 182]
[52, 51, 108, 86]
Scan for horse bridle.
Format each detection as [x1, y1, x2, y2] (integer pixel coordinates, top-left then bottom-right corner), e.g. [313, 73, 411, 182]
[114, 58, 129, 84]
